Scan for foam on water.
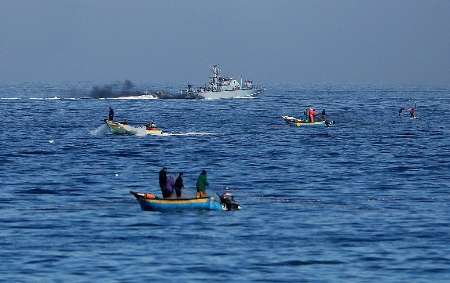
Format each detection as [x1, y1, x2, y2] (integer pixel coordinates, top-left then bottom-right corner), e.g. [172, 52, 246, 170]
[161, 132, 215, 136]
[99, 95, 157, 100]
[89, 124, 109, 136]
[132, 126, 149, 137]
[29, 96, 61, 100]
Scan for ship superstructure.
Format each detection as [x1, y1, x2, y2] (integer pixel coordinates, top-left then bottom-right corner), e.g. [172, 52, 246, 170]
[182, 65, 261, 99]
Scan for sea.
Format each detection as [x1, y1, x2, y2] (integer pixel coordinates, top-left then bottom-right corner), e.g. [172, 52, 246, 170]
[1, 82, 449, 282]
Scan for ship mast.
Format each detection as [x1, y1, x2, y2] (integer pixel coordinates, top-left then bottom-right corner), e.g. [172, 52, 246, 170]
[211, 64, 220, 91]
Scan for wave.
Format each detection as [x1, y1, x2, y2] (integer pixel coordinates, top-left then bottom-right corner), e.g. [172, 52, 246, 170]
[161, 132, 215, 136]
[0, 97, 22, 100]
[118, 127, 215, 137]
[29, 96, 62, 100]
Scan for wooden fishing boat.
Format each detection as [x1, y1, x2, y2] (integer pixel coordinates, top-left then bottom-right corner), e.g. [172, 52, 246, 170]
[130, 191, 240, 211]
[105, 119, 163, 135]
[282, 115, 326, 126]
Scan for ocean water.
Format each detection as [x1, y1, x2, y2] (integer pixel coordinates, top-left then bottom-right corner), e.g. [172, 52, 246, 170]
[1, 83, 450, 282]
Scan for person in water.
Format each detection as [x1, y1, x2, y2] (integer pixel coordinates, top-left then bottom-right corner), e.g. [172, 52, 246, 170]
[399, 106, 416, 118]
[174, 172, 184, 199]
[196, 170, 209, 198]
[159, 167, 168, 198]
[408, 107, 416, 118]
[108, 107, 114, 121]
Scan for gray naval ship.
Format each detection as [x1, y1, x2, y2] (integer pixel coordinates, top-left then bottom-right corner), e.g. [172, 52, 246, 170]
[181, 65, 262, 99]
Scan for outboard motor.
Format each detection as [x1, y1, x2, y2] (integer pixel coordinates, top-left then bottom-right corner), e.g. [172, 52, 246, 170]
[220, 192, 240, 211]
[325, 120, 335, 127]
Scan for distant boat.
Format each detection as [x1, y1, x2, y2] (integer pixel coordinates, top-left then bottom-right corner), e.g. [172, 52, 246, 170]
[181, 65, 262, 99]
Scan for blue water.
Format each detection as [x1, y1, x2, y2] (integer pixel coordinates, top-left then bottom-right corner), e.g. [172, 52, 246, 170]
[1, 83, 450, 282]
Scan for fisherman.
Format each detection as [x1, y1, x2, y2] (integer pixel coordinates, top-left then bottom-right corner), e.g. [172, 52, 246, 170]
[309, 107, 317, 123]
[304, 108, 309, 122]
[108, 107, 114, 121]
[159, 167, 168, 198]
[196, 170, 209, 198]
[321, 109, 327, 121]
[146, 121, 157, 130]
[398, 107, 404, 117]
[165, 175, 175, 198]
[174, 172, 184, 199]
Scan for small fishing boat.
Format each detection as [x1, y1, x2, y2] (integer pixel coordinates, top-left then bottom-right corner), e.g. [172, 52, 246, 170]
[130, 191, 240, 211]
[105, 119, 163, 135]
[282, 115, 326, 127]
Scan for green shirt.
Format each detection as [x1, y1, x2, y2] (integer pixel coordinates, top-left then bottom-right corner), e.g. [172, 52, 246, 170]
[196, 175, 208, 192]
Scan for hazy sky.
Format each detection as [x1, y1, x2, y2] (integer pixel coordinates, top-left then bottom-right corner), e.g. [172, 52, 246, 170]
[0, 0, 449, 85]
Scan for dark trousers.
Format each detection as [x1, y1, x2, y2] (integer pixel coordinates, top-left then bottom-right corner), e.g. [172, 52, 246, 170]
[175, 187, 182, 198]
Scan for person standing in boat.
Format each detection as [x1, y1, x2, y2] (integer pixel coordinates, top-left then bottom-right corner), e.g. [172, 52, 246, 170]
[165, 175, 175, 198]
[321, 109, 327, 121]
[159, 167, 168, 198]
[174, 172, 184, 199]
[309, 107, 317, 123]
[304, 108, 309, 122]
[108, 107, 114, 121]
[196, 170, 208, 198]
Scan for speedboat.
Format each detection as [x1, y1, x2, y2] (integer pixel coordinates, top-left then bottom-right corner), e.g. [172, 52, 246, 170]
[104, 119, 163, 135]
[130, 191, 241, 211]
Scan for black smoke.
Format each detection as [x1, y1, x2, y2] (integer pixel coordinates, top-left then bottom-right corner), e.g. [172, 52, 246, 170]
[89, 80, 201, 99]
[90, 80, 143, 98]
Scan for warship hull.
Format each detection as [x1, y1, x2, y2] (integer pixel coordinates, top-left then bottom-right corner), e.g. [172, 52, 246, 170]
[198, 89, 256, 99]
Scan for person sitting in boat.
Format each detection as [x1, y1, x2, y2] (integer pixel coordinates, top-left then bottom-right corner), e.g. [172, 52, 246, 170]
[196, 170, 208, 198]
[108, 107, 114, 121]
[146, 121, 157, 130]
[159, 167, 168, 197]
[398, 107, 405, 117]
[174, 172, 184, 199]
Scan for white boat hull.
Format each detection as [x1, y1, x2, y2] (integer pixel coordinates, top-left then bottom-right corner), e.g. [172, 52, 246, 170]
[198, 89, 256, 99]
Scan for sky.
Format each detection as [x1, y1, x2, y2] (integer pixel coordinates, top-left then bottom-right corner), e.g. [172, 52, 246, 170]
[0, 0, 449, 85]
